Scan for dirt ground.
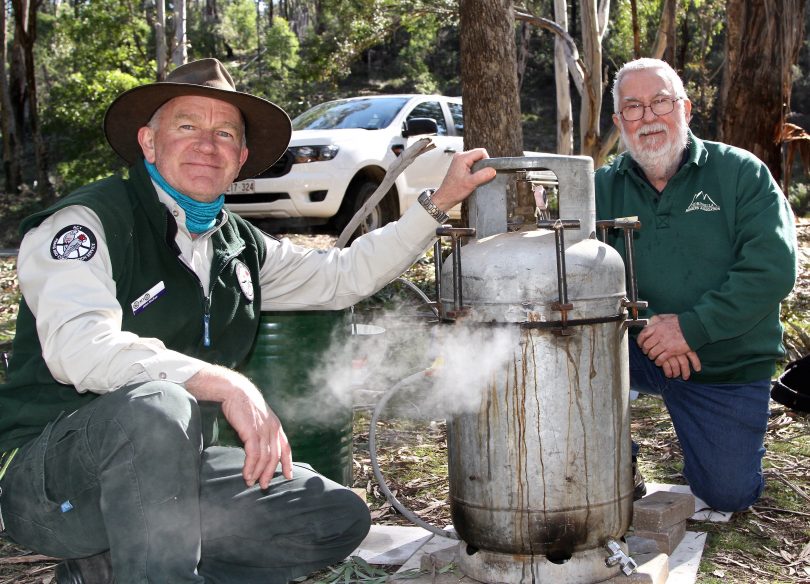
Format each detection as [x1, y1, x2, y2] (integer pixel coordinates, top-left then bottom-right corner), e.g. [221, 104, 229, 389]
[0, 222, 808, 583]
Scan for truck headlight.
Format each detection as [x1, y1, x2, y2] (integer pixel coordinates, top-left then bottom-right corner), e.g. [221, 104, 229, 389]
[290, 145, 339, 163]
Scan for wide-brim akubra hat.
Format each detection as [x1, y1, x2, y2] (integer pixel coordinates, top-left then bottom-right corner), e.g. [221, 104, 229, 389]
[103, 58, 292, 181]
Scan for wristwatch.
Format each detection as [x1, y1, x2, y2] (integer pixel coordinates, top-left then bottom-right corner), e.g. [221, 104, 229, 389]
[417, 189, 449, 224]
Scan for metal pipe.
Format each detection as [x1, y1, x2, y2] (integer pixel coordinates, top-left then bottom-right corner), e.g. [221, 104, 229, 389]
[433, 239, 443, 316]
[595, 219, 614, 243]
[621, 224, 639, 316]
[537, 219, 580, 333]
[612, 218, 648, 326]
[368, 369, 460, 540]
[393, 277, 439, 318]
[436, 226, 476, 317]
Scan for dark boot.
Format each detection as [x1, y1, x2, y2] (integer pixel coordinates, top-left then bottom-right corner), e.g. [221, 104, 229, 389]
[632, 455, 647, 500]
[55, 551, 115, 584]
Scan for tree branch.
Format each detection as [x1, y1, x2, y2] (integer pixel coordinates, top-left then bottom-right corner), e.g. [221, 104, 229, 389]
[597, 0, 611, 42]
[514, 10, 585, 95]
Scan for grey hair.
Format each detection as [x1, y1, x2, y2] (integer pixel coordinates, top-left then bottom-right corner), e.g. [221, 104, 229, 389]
[146, 103, 166, 131]
[612, 58, 688, 113]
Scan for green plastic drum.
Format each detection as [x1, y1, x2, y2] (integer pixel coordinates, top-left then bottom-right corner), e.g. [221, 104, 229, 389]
[222, 310, 354, 486]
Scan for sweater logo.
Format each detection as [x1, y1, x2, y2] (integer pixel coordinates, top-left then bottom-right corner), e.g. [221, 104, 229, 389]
[235, 261, 254, 302]
[50, 225, 97, 261]
[685, 191, 720, 213]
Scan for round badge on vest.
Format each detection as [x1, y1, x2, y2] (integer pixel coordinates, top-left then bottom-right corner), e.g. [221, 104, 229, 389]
[235, 261, 254, 302]
[50, 225, 98, 261]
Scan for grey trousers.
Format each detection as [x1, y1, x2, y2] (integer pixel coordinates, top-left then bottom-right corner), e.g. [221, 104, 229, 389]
[0, 381, 371, 583]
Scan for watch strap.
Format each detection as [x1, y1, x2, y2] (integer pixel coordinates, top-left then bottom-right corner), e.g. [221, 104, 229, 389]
[417, 189, 449, 224]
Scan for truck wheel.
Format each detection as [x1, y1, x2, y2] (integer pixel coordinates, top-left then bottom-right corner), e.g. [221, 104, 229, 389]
[342, 180, 398, 241]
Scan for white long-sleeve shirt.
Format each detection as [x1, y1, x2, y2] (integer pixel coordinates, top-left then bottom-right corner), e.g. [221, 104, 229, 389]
[18, 183, 439, 394]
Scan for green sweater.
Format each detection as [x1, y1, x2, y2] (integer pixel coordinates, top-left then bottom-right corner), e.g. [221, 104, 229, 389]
[595, 131, 797, 383]
[0, 161, 267, 451]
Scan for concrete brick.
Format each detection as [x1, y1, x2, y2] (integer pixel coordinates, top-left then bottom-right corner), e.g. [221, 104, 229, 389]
[626, 534, 661, 556]
[419, 545, 457, 572]
[635, 520, 687, 555]
[633, 490, 695, 531]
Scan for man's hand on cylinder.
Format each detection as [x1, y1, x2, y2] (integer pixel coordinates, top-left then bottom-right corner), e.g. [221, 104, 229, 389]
[430, 148, 497, 212]
[185, 365, 293, 488]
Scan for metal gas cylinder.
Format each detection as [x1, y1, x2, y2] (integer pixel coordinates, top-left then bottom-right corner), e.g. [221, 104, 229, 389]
[440, 155, 634, 583]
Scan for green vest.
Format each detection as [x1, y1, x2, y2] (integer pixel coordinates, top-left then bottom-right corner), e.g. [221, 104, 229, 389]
[0, 161, 267, 451]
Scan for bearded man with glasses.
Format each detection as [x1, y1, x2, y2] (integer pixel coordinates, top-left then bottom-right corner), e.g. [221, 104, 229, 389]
[595, 58, 797, 513]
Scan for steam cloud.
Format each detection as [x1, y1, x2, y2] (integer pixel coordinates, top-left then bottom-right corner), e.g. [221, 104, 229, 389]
[284, 301, 520, 426]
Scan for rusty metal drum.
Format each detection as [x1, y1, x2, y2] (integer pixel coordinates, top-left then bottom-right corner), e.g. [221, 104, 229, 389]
[440, 156, 634, 583]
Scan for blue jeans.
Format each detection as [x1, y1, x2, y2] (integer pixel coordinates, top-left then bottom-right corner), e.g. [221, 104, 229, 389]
[629, 340, 770, 512]
[0, 382, 370, 583]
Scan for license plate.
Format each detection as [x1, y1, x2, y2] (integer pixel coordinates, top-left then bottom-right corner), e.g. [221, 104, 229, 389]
[227, 179, 255, 194]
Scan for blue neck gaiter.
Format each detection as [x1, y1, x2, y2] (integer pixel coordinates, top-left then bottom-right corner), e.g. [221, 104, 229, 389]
[145, 160, 225, 234]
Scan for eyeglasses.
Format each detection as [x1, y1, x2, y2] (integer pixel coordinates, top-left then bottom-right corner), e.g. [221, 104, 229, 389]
[619, 97, 682, 122]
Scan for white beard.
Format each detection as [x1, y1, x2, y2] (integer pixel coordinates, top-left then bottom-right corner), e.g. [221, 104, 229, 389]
[622, 117, 689, 182]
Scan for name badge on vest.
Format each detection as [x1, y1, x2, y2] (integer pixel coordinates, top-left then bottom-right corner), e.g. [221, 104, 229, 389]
[235, 261, 254, 302]
[132, 281, 167, 315]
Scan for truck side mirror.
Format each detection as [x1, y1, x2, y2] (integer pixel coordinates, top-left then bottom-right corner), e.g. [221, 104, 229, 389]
[402, 117, 438, 137]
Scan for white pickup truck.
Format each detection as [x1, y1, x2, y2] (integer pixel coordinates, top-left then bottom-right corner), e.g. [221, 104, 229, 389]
[225, 94, 465, 235]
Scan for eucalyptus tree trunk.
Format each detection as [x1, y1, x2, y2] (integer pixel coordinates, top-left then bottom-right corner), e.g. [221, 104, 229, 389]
[256, 0, 262, 70]
[553, 0, 573, 155]
[661, 0, 677, 65]
[10, 0, 51, 200]
[156, 0, 167, 79]
[459, 0, 529, 226]
[630, 0, 640, 57]
[719, 0, 807, 184]
[0, 1, 22, 194]
[204, 0, 218, 24]
[650, 0, 678, 60]
[578, 0, 609, 162]
[172, 0, 188, 67]
[516, 21, 532, 92]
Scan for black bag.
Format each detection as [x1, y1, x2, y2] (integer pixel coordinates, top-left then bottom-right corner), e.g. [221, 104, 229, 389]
[771, 354, 810, 413]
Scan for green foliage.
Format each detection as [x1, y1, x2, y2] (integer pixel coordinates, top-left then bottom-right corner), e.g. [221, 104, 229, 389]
[44, 70, 146, 192]
[604, 0, 726, 135]
[36, 0, 154, 193]
[43, 0, 153, 76]
[187, 2, 223, 58]
[297, 0, 457, 87]
[387, 16, 443, 93]
[605, 0, 667, 68]
[264, 18, 301, 73]
[297, 1, 390, 83]
[221, 0, 259, 55]
[312, 555, 389, 584]
[237, 18, 303, 107]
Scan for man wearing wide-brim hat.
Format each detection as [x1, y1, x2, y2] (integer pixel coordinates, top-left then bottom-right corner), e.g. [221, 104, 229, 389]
[0, 58, 496, 583]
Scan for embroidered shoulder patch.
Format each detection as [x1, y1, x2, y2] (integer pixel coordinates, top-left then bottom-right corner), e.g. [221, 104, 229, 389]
[50, 225, 98, 261]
